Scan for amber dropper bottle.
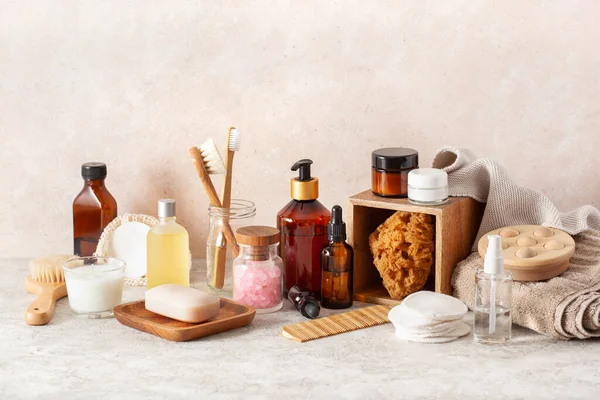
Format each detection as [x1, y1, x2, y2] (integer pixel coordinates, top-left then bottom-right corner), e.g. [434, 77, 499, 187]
[320, 205, 353, 309]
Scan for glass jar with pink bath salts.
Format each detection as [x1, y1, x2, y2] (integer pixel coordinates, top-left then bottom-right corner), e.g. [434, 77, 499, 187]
[233, 226, 283, 313]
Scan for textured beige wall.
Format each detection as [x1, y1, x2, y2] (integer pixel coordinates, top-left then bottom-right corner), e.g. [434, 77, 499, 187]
[1, 1, 599, 257]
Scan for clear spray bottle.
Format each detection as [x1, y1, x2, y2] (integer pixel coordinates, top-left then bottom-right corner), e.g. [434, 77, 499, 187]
[474, 235, 512, 344]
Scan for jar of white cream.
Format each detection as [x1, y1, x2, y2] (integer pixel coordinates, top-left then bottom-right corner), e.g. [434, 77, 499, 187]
[63, 256, 125, 319]
[408, 168, 449, 205]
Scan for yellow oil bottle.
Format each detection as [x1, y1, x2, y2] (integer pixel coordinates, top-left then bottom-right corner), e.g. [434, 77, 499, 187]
[147, 199, 190, 289]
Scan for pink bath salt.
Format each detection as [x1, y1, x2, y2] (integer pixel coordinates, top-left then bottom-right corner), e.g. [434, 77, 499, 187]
[233, 260, 281, 309]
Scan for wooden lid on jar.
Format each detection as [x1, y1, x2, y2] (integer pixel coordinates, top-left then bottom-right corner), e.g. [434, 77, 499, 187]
[235, 226, 280, 246]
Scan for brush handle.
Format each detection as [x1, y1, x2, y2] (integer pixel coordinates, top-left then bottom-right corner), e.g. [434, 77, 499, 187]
[213, 131, 236, 289]
[189, 147, 240, 259]
[24, 277, 67, 326]
[221, 141, 235, 209]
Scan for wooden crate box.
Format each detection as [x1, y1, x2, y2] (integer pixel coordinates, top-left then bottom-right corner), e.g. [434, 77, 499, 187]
[348, 190, 484, 306]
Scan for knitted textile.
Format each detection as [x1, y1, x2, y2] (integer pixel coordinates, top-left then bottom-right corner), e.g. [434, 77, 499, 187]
[433, 147, 600, 338]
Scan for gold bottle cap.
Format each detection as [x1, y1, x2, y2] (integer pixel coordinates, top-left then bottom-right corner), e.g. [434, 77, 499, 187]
[291, 177, 319, 201]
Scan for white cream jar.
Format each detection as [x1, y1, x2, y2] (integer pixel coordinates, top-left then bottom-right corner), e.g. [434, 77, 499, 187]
[408, 168, 449, 205]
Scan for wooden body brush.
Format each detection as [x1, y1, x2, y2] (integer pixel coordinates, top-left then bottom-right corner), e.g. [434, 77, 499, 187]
[25, 254, 73, 325]
[189, 145, 240, 260]
[213, 127, 241, 289]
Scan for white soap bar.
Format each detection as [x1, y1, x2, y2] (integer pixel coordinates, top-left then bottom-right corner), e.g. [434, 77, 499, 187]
[145, 284, 220, 323]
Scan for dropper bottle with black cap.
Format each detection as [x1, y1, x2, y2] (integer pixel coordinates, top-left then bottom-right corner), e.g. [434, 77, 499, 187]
[277, 159, 331, 297]
[320, 205, 353, 309]
[73, 162, 117, 256]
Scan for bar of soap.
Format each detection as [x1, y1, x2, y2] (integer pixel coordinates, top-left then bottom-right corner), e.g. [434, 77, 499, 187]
[145, 284, 220, 323]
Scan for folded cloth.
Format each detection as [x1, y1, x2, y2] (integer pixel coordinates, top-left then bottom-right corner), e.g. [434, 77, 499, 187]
[432, 147, 600, 247]
[433, 147, 600, 339]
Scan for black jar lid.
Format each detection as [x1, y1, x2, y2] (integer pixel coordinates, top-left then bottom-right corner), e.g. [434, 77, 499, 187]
[372, 148, 418, 170]
[81, 162, 107, 180]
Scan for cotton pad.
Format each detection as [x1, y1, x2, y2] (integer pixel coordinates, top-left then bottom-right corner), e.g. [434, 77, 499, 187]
[401, 291, 468, 321]
[395, 323, 460, 338]
[395, 322, 471, 344]
[393, 320, 461, 336]
[389, 303, 455, 329]
[388, 291, 470, 344]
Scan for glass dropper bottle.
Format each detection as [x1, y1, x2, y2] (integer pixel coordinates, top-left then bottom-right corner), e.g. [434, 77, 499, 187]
[320, 205, 354, 309]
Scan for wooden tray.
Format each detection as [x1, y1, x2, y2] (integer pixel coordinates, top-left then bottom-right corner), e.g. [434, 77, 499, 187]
[114, 298, 256, 342]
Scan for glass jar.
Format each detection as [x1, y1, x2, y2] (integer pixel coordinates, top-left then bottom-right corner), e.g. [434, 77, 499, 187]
[233, 226, 283, 314]
[204, 199, 255, 296]
[63, 256, 125, 319]
[407, 168, 449, 205]
[371, 148, 419, 198]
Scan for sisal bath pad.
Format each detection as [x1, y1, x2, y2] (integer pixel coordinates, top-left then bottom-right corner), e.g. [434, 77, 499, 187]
[401, 291, 468, 321]
[95, 214, 158, 281]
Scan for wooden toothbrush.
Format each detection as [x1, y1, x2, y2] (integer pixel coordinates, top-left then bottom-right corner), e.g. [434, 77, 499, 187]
[25, 254, 73, 325]
[189, 146, 240, 259]
[213, 128, 241, 289]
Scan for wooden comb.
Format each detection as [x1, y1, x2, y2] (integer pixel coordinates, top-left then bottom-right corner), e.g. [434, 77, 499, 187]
[281, 305, 392, 342]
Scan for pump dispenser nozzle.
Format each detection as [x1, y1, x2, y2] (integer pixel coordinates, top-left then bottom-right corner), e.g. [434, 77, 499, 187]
[291, 159, 313, 181]
[290, 159, 319, 201]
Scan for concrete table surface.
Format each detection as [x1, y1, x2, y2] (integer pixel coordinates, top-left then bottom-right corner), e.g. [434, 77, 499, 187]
[1, 258, 599, 399]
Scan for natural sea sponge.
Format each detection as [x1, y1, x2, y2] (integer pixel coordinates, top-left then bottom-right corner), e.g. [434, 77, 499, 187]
[368, 211, 434, 300]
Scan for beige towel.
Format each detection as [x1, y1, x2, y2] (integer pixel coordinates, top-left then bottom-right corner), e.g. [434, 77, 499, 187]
[433, 147, 600, 339]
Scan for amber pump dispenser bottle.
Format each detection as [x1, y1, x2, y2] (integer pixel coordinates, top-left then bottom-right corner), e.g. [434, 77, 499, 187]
[73, 162, 117, 256]
[321, 205, 353, 309]
[277, 159, 331, 297]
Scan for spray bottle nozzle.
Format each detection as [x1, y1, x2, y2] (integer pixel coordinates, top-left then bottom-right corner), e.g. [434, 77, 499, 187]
[291, 159, 313, 181]
[489, 235, 502, 253]
[484, 234, 504, 275]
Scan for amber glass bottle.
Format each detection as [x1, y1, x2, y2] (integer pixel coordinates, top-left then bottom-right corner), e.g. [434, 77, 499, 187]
[278, 159, 330, 297]
[73, 162, 117, 256]
[321, 205, 353, 309]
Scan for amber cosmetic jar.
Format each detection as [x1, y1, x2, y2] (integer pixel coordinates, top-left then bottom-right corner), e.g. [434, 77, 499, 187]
[371, 148, 419, 198]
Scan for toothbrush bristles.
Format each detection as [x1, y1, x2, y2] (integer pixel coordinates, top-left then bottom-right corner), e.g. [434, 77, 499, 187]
[199, 139, 226, 174]
[228, 128, 241, 151]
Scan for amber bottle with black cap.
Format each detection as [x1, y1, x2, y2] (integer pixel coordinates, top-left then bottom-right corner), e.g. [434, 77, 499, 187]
[73, 162, 117, 256]
[277, 159, 331, 297]
[321, 205, 353, 309]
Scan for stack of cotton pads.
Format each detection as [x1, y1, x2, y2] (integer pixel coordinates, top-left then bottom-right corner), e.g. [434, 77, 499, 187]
[388, 291, 471, 343]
